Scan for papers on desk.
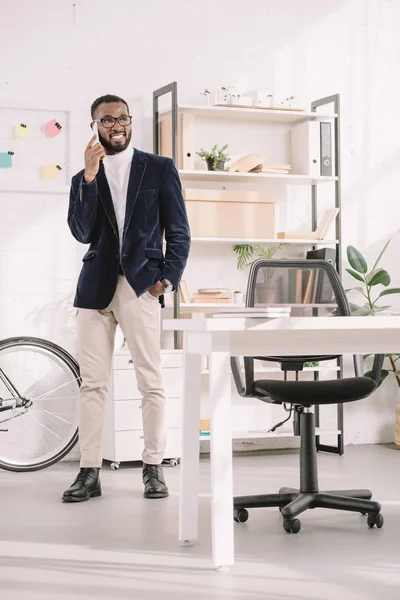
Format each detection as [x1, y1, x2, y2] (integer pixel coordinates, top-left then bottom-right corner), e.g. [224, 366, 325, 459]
[212, 307, 291, 318]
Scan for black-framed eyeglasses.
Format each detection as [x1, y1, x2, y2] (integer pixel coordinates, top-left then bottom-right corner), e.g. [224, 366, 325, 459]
[94, 116, 132, 128]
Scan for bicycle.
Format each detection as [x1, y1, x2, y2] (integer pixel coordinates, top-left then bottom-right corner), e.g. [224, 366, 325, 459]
[0, 337, 80, 472]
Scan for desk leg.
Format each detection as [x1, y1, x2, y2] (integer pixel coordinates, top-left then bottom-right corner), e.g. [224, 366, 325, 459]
[179, 335, 202, 546]
[209, 336, 234, 570]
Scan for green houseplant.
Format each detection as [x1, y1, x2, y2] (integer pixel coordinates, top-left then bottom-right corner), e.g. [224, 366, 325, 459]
[197, 144, 230, 171]
[346, 240, 400, 448]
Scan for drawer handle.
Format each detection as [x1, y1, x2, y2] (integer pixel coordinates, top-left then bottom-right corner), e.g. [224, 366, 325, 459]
[128, 359, 133, 364]
[140, 436, 144, 439]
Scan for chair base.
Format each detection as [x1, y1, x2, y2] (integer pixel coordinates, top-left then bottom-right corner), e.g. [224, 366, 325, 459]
[234, 488, 383, 532]
[233, 411, 384, 533]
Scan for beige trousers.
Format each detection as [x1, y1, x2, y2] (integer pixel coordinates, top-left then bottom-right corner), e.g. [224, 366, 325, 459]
[77, 276, 166, 468]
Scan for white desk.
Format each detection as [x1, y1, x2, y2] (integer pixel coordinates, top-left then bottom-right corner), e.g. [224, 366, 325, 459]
[163, 316, 400, 570]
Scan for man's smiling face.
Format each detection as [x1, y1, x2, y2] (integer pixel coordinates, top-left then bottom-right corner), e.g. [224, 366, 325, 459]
[92, 101, 132, 155]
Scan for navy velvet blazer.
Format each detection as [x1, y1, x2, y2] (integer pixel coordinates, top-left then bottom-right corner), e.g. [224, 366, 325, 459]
[68, 149, 191, 309]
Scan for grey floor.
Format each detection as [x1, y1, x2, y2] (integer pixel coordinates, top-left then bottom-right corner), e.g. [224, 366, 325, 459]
[0, 445, 399, 600]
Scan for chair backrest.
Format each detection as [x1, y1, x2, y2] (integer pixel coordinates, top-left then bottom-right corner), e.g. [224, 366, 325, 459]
[231, 259, 364, 397]
[246, 258, 351, 316]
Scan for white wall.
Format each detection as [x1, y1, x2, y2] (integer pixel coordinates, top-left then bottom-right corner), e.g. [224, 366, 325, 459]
[0, 0, 399, 445]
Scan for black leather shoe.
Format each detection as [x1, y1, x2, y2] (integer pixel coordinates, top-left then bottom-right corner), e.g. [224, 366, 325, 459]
[143, 464, 169, 499]
[62, 468, 102, 503]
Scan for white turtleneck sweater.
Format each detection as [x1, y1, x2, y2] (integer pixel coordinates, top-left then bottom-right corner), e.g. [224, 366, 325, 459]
[103, 146, 134, 250]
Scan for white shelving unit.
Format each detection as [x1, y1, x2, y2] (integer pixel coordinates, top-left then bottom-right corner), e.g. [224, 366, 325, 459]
[152, 84, 344, 454]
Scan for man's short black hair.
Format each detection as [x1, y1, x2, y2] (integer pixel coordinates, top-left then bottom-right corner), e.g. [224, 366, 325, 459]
[91, 94, 130, 120]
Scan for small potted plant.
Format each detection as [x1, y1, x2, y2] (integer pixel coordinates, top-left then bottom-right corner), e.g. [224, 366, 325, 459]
[197, 144, 231, 171]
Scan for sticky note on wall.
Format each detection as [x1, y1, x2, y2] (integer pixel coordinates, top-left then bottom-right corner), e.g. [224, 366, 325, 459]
[0, 152, 13, 168]
[14, 123, 29, 138]
[44, 119, 62, 138]
[41, 164, 62, 179]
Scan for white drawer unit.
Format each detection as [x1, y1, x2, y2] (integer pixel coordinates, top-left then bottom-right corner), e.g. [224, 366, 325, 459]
[103, 349, 183, 469]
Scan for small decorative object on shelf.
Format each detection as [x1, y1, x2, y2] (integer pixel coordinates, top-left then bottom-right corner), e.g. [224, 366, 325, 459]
[279, 96, 295, 108]
[200, 88, 211, 105]
[234, 291, 243, 304]
[197, 144, 230, 171]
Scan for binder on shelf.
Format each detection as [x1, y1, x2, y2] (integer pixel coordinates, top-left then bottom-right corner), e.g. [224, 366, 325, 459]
[290, 121, 320, 176]
[320, 122, 332, 176]
[159, 112, 195, 170]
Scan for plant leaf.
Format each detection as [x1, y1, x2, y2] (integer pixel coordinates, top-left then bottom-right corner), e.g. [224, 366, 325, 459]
[347, 246, 368, 274]
[352, 307, 374, 316]
[373, 305, 391, 313]
[364, 369, 389, 387]
[233, 244, 254, 269]
[346, 268, 365, 282]
[377, 287, 400, 299]
[349, 302, 363, 313]
[368, 269, 390, 287]
[345, 286, 366, 295]
[370, 239, 391, 273]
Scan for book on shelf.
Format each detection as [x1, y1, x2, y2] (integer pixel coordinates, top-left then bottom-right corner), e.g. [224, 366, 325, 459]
[194, 297, 230, 304]
[277, 208, 339, 240]
[178, 280, 191, 303]
[192, 292, 232, 300]
[229, 153, 266, 173]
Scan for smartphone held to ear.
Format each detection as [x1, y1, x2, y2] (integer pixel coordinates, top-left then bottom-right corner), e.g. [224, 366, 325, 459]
[92, 121, 99, 143]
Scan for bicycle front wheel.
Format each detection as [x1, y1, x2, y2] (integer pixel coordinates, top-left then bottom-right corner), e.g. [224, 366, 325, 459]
[0, 337, 80, 471]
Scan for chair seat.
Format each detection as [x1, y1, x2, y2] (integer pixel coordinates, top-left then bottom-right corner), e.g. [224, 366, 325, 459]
[253, 376, 377, 406]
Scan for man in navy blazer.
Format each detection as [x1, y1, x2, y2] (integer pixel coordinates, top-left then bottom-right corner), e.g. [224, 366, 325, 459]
[63, 94, 190, 503]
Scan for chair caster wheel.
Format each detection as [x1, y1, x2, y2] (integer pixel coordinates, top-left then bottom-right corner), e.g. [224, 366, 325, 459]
[234, 509, 249, 523]
[367, 513, 384, 529]
[110, 462, 120, 471]
[162, 458, 180, 467]
[283, 518, 301, 534]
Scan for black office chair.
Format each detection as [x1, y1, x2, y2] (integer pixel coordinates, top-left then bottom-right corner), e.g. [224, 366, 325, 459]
[231, 259, 384, 534]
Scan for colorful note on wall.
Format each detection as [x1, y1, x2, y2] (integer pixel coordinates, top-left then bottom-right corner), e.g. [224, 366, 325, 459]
[44, 119, 62, 138]
[14, 123, 30, 138]
[0, 152, 13, 168]
[41, 164, 62, 179]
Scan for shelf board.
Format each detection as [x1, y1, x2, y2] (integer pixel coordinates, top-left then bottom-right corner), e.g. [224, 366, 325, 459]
[179, 169, 337, 185]
[199, 428, 341, 440]
[163, 302, 338, 313]
[190, 236, 338, 245]
[162, 104, 337, 124]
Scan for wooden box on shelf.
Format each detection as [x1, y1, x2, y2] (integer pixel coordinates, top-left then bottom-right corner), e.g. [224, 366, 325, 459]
[183, 189, 274, 238]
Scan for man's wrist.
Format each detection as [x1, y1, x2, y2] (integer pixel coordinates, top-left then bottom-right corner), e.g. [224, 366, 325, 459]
[161, 278, 173, 293]
[84, 171, 96, 184]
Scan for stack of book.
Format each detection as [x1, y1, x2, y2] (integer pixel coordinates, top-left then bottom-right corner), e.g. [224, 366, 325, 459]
[191, 288, 232, 304]
[260, 163, 292, 174]
[229, 153, 292, 175]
